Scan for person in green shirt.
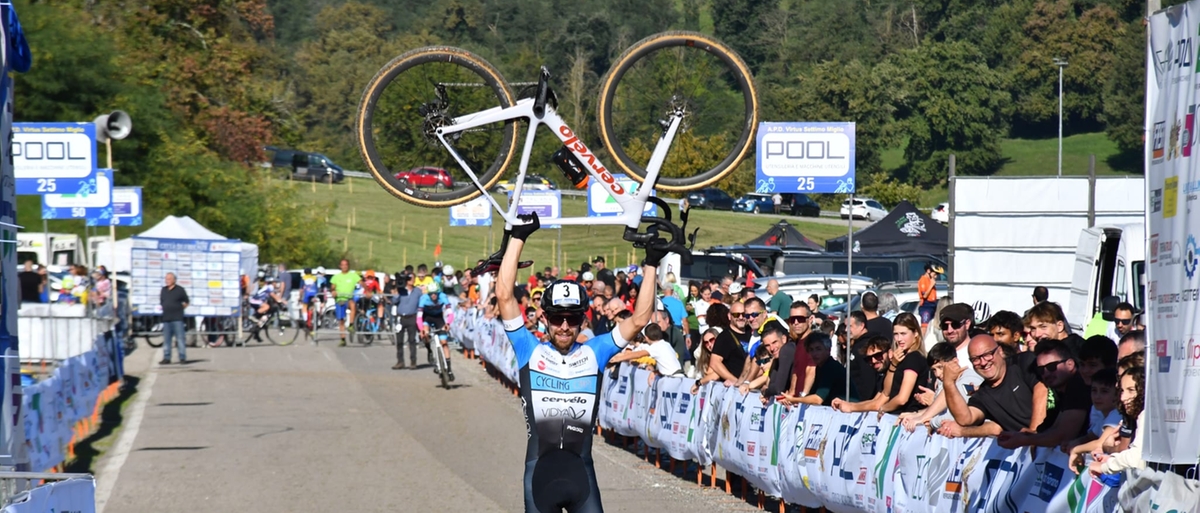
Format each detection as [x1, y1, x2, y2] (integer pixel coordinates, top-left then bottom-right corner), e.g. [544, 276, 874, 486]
[779, 332, 849, 406]
[330, 259, 362, 346]
[766, 279, 791, 315]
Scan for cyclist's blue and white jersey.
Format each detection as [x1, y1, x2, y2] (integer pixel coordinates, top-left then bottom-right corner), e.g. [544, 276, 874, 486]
[249, 284, 274, 305]
[505, 320, 628, 459]
[418, 294, 448, 317]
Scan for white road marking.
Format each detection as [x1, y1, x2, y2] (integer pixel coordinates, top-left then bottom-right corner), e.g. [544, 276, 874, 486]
[95, 369, 158, 513]
[359, 351, 369, 362]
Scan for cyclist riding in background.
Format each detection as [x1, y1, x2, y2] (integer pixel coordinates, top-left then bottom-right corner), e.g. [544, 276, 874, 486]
[300, 268, 321, 321]
[359, 279, 385, 323]
[330, 259, 361, 346]
[249, 275, 284, 321]
[419, 282, 453, 380]
[495, 212, 662, 513]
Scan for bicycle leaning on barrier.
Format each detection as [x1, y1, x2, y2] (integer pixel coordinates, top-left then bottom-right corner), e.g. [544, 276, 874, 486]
[357, 30, 758, 512]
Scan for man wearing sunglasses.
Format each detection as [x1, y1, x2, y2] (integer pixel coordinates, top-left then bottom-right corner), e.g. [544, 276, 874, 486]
[495, 212, 663, 513]
[1111, 302, 1137, 339]
[996, 339, 1090, 449]
[787, 302, 817, 398]
[938, 334, 1046, 439]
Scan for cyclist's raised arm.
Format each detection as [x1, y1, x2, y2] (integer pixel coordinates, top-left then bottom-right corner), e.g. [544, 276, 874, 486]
[614, 244, 670, 345]
[496, 213, 540, 325]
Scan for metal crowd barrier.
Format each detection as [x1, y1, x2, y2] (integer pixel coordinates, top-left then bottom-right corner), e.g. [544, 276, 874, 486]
[0, 471, 93, 508]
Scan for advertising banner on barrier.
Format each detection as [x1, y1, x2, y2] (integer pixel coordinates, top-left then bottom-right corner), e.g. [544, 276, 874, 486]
[587, 173, 656, 217]
[12, 123, 97, 195]
[449, 195, 492, 227]
[755, 122, 855, 194]
[40, 169, 112, 222]
[129, 237, 242, 316]
[1145, 0, 1200, 465]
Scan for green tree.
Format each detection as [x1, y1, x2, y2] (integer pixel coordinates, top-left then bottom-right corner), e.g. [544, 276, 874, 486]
[1101, 19, 1144, 162]
[892, 40, 1011, 186]
[711, 0, 777, 73]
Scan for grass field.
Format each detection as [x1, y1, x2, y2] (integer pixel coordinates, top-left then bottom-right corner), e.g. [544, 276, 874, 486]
[291, 177, 847, 273]
[880, 132, 1138, 206]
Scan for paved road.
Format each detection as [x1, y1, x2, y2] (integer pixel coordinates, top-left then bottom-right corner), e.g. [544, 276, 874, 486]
[97, 339, 761, 513]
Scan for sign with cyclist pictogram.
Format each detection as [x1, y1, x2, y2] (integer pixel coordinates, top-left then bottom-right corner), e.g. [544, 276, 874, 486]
[586, 173, 657, 217]
[449, 195, 492, 226]
[40, 169, 113, 223]
[13, 122, 98, 195]
[755, 122, 856, 195]
[110, 186, 143, 226]
[509, 190, 561, 229]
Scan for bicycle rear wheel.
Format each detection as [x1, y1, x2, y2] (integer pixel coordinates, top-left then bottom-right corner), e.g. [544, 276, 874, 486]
[597, 31, 758, 192]
[357, 46, 519, 207]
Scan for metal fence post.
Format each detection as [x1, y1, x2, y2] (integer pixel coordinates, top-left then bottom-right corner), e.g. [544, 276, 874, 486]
[947, 154, 956, 300]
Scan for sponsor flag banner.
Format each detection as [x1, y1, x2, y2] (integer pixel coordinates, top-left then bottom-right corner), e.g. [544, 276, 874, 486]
[1146, 1, 1200, 465]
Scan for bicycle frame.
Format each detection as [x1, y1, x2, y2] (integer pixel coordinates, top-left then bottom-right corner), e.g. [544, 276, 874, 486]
[435, 97, 684, 230]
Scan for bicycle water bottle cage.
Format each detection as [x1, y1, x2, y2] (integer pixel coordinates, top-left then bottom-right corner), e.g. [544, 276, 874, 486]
[621, 198, 693, 265]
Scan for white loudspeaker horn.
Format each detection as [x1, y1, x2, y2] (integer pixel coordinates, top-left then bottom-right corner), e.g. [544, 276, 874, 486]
[94, 110, 132, 143]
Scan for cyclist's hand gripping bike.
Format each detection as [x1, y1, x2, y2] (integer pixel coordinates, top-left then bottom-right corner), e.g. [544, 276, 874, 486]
[355, 31, 759, 268]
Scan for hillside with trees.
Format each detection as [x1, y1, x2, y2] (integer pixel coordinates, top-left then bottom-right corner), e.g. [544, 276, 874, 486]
[12, 0, 1170, 262]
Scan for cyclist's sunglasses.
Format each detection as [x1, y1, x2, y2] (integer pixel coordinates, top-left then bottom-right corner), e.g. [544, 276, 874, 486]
[546, 313, 585, 327]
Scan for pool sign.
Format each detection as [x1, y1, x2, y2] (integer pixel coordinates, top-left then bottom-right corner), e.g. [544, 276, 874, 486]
[587, 173, 657, 217]
[755, 122, 855, 194]
[13, 122, 98, 195]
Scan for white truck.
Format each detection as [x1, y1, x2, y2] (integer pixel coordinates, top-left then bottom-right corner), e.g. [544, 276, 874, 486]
[16, 232, 85, 267]
[1066, 223, 1146, 332]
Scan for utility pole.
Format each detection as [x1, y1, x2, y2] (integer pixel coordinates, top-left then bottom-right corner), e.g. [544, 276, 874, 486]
[1053, 57, 1068, 176]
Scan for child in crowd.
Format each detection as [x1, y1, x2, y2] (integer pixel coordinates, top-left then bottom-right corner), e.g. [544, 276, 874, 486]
[1062, 368, 1121, 454]
[898, 342, 982, 432]
[1077, 335, 1118, 385]
[737, 344, 774, 395]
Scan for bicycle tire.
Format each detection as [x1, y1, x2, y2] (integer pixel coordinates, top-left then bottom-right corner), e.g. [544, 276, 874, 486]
[145, 336, 163, 348]
[266, 315, 299, 346]
[597, 31, 758, 192]
[436, 348, 450, 389]
[356, 46, 519, 207]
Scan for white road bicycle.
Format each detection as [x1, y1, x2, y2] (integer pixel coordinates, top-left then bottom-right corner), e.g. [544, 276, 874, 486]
[355, 32, 759, 262]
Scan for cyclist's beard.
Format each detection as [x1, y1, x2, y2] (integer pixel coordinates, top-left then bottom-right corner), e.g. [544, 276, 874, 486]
[550, 326, 579, 354]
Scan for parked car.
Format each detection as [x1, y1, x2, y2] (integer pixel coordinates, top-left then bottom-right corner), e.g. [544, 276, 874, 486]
[265, 146, 345, 183]
[685, 187, 735, 210]
[734, 193, 776, 214]
[751, 274, 875, 305]
[818, 281, 948, 323]
[394, 167, 453, 189]
[840, 198, 888, 221]
[493, 174, 558, 192]
[665, 249, 766, 285]
[783, 193, 821, 217]
[931, 202, 949, 224]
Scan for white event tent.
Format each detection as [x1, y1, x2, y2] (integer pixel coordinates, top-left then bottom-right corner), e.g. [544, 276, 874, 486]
[92, 215, 259, 277]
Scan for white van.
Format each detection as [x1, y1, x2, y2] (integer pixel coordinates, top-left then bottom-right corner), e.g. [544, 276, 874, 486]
[17, 232, 85, 267]
[1067, 223, 1146, 332]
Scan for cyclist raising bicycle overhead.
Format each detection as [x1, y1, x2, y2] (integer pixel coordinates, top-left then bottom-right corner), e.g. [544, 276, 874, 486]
[419, 282, 453, 380]
[495, 212, 663, 513]
[330, 259, 361, 346]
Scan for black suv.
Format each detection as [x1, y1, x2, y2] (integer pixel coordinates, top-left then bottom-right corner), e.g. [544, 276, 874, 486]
[265, 146, 345, 184]
[685, 187, 735, 210]
[782, 193, 821, 217]
[772, 252, 947, 284]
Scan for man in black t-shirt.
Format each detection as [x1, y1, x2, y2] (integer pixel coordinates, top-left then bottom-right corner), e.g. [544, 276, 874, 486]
[844, 311, 877, 402]
[18, 261, 43, 303]
[861, 292, 893, 341]
[941, 334, 1042, 438]
[997, 339, 1090, 448]
[711, 326, 748, 384]
[786, 333, 848, 406]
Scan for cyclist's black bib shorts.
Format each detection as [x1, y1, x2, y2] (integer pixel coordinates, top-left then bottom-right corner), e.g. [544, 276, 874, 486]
[504, 322, 627, 513]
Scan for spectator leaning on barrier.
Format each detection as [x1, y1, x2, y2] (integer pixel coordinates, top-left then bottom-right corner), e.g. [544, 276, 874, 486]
[997, 339, 1090, 449]
[159, 272, 190, 365]
[898, 342, 981, 432]
[780, 333, 847, 406]
[1077, 335, 1118, 386]
[1060, 367, 1121, 455]
[1088, 365, 1146, 476]
[611, 323, 681, 376]
[938, 334, 1044, 439]
[831, 334, 894, 411]
[787, 301, 816, 398]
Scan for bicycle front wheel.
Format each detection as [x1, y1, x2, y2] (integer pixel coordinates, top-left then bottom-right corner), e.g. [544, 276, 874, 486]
[266, 316, 299, 346]
[357, 47, 519, 207]
[597, 31, 758, 192]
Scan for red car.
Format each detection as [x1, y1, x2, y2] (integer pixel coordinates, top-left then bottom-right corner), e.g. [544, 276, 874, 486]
[394, 167, 453, 188]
